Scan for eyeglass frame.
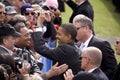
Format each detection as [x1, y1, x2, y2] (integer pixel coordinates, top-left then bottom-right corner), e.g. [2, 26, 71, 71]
[76, 26, 85, 30]
[116, 41, 120, 44]
[24, 12, 35, 16]
[0, 12, 6, 15]
[80, 56, 89, 60]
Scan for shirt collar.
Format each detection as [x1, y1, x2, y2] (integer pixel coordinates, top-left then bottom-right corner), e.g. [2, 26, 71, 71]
[78, 1, 86, 5]
[81, 34, 93, 49]
[88, 67, 98, 73]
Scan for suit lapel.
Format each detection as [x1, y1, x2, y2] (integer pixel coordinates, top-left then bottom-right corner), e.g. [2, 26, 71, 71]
[88, 36, 94, 47]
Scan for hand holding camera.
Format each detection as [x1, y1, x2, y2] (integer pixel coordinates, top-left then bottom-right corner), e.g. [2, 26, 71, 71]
[18, 62, 30, 75]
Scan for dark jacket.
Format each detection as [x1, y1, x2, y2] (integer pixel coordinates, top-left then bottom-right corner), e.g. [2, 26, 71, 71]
[88, 36, 117, 79]
[66, 0, 94, 23]
[112, 63, 120, 80]
[92, 68, 109, 80]
[32, 32, 81, 80]
[75, 68, 108, 80]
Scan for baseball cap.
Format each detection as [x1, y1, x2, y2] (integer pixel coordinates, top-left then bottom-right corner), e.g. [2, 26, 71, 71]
[0, 24, 21, 37]
[39, 2, 50, 10]
[21, 3, 34, 15]
[45, 0, 58, 9]
[5, 6, 17, 14]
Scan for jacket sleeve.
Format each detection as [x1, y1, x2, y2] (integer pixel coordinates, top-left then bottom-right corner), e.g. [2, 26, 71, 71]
[66, 0, 78, 10]
[31, 32, 65, 61]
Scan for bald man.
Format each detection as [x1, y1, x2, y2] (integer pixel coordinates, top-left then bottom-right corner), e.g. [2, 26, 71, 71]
[64, 47, 109, 80]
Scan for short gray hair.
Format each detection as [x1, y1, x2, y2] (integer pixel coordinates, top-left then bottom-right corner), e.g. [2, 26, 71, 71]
[73, 14, 93, 31]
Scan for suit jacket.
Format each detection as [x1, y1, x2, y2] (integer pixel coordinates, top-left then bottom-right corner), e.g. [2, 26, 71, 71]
[88, 36, 117, 79]
[92, 68, 109, 80]
[0, 45, 10, 54]
[112, 63, 120, 80]
[66, 0, 94, 23]
[32, 32, 81, 80]
[74, 68, 108, 80]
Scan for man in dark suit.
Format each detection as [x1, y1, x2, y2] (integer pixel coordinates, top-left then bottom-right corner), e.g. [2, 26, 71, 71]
[62, 0, 94, 23]
[64, 47, 108, 80]
[112, 38, 120, 80]
[32, 23, 81, 80]
[62, 0, 94, 34]
[80, 47, 108, 80]
[72, 14, 117, 80]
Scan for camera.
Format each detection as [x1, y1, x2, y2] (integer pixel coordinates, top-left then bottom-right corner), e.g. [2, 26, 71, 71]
[14, 48, 29, 69]
[14, 57, 23, 68]
[22, 52, 29, 68]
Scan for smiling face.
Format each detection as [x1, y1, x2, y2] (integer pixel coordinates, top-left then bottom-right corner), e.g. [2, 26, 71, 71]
[17, 27, 31, 47]
[56, 27, 71, 44]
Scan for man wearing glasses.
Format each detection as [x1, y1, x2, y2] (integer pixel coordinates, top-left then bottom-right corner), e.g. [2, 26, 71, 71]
[21, 3, 35, 31]
[72, 14, 117, 80]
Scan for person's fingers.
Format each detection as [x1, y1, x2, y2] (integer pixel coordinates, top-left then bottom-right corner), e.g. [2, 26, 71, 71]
[63, 73, 67, 79]
[60, 64, 68, 69]
[58, 64, 68, 73]
[64, 69, 74, 80]
[53, 62, 59, 67]
[68, 69, 74, 77]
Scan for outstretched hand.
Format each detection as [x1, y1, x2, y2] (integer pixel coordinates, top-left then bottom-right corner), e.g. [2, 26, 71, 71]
[46, 62, 68, 78]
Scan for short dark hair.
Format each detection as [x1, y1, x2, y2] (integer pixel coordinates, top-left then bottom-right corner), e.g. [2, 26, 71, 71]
[60, 23, 77, 40]
[8, 15, 26, 32]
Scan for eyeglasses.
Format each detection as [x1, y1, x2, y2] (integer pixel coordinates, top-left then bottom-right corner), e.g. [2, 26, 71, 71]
[50, 6, 56, 11]
[116, 41, 120, 44]
[76, 27, 82, 30]
[0, 12, 6, 15]
[24, 12, 35, 16]
[80, 57, 88, 60]
[19, 0, 24, 1]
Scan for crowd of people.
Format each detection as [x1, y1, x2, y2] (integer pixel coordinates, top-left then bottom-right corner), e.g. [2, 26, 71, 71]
[0, 0, 120, 80]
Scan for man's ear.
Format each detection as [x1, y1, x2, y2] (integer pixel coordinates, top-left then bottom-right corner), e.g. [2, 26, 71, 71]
[3, 38, 7, 45]
[66, 34, 72, 41]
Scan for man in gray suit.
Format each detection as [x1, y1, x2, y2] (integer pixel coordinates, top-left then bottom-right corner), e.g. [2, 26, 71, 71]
[0, 24, 21, 54]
